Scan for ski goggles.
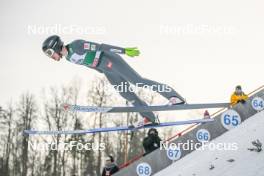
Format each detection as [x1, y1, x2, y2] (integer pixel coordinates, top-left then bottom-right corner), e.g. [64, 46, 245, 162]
[44, 48, 55, 58]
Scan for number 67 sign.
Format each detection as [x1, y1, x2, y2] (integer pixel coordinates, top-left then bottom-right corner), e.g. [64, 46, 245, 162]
[221, 110, 241, 130]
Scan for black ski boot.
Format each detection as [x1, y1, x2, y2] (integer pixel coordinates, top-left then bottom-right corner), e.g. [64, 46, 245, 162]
[248, 139, 262, 152]
[252, 139, 262, 152]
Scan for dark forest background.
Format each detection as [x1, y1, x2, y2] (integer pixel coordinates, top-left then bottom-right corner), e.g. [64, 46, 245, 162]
[0, 77, 176, 176]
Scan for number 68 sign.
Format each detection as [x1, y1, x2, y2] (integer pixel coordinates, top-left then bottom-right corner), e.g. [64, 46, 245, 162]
[221, 110, 241, 130]
[136, 163, 152, 176]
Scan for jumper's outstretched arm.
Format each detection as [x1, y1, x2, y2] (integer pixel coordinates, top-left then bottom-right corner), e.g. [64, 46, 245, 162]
[100, 43, 140, 57]
[99, 43, 125, 54]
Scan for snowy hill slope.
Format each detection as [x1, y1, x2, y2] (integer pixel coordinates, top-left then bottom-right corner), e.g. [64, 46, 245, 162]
[155, 110, 264, 176]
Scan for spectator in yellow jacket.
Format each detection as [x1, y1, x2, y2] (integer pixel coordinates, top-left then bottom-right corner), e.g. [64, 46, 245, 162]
[231, 85, 248, 106]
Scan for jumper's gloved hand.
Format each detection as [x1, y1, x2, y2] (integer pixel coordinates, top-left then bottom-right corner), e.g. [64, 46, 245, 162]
[125, 47, 140, 57]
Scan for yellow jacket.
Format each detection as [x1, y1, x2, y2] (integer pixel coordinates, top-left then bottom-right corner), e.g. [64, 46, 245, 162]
[230, 92, 248, 106]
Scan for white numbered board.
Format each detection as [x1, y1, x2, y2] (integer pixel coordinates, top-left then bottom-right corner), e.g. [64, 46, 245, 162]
[136, 163, 152, 176]
[221, 110, 241, 130]
[166, 145, 182, 161]
[251, 97, 264, 111]
[196, 129, 211, 143]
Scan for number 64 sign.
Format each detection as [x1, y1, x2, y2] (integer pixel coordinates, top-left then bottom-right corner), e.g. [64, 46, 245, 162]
[251, 97, 264, 111]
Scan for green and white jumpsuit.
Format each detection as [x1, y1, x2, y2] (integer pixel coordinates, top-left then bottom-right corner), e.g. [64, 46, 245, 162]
[65, 40, 185, 123]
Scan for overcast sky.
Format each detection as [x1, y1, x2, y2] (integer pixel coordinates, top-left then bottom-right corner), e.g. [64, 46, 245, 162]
[0, 0, 263, 106]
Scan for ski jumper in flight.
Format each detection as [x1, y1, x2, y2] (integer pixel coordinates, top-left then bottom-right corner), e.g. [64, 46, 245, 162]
[42, 35, 185, 124]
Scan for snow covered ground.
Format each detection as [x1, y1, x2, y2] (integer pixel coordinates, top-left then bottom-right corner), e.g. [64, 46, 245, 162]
[155, 110, 264, 176]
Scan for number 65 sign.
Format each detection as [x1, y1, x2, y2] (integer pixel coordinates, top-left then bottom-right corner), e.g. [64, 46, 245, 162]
[221, 110, 241, 130]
